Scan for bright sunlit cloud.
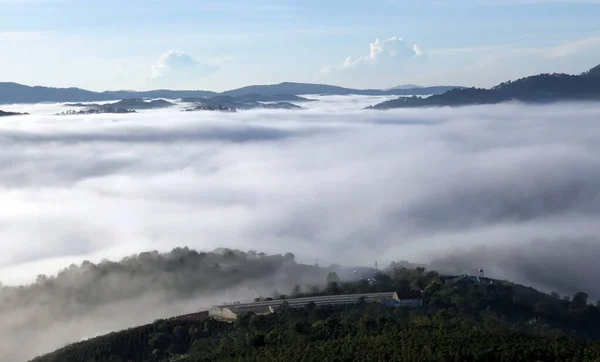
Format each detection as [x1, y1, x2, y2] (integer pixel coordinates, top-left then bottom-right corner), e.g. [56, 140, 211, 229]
[146, 49, 218, 89]
[342, 37, 423, 68]
[2, 98, 600, 298]
[2, 98, 600, 359]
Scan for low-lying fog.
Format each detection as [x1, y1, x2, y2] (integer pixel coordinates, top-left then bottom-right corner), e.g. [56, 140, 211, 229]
[2, 96, 600, 360]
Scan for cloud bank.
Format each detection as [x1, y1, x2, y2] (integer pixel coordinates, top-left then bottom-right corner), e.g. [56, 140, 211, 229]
[343, 36, 422, 68]
[319, 36, 423, 77]
[149, 49, 217, 83]
[2, 98, 600, 357]
[2, 99, 600, 289]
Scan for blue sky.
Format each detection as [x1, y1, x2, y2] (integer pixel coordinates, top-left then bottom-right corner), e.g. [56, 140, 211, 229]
[1, 0, 599, 91]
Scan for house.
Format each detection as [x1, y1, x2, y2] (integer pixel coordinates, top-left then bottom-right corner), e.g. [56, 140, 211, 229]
[392, 290, 424, 307]
[172, 311, 209, 322]
[209, 291, 396, 321]
[444, 274, 493, 286]
[383, 298, 400, 307]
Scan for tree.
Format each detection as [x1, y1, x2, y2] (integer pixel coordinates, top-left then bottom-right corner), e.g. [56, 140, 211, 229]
[149, 332, 170, 350]
[326, 282, 341, 295]
[326, 272, 340, 284]
[305, 301, 317, 314]
[245, 333, 265, 347]
[571, 292, 589, 310]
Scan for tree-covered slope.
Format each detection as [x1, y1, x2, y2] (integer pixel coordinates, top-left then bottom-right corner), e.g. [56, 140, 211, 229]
[581, 64, 600, 78]
[31, 264, 600, 362]
[370, 64, 600, 109]
[0, 109, 28, 117]
[0, 248, 325, 361]
[221, 82, 459, 97]
[0, 83, 217, 105]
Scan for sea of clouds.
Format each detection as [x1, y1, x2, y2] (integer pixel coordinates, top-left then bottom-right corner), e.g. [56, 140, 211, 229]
[2, 97, 600, 294]
[2, 96, 600, 359]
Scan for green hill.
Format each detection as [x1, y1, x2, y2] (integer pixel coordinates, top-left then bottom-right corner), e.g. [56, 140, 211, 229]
[30, 262, 600, 362]
[581, 64, 600, 77]
[0, 82, 458, 105]
[0, 109, 28, 117]
[370, 64, 600, 109]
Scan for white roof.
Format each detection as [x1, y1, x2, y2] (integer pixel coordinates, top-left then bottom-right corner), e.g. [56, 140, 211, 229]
[216, 291, 394, 313]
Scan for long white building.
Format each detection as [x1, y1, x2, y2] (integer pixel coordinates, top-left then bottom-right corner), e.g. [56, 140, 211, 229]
[209, 291, 423, 321]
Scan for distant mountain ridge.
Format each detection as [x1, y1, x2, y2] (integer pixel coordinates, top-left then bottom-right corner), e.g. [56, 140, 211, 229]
[66, 99, 175, 110]
[0, 81, 459, 105]
[0, 83, 217, 105]
[182, 94, 304, 111]
[385, 84, 422, 91]
[0, 109, 28, 117]
[370, 63, 600, 109]
[220, 82, 458, 97]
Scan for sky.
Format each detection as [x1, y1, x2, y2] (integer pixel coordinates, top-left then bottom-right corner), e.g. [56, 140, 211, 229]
[1, 0, 600, 91]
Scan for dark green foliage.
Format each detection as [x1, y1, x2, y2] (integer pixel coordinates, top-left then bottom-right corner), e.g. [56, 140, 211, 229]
[0, 81, 456, 105]
[0, 109, 28, 117]
[180, 95, 302, 112]
[581, 64, 600, 77]
[31, 264, 600, 362]
[55, 107, 137, 115]
[0, 247, 326, 361]
[370, 63, 600, 109]
[0, 82, 217, 104]
[1, 247, 324, 317]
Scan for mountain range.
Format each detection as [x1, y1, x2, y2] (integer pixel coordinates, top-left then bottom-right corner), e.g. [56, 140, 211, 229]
[0, 82, 458, 105]
[0, 109, 27, 117]
[217, 82, 456, 97]
[65, 99, 176, 110]
[370, 64, 600, 109]
[27, 247, 600, 362]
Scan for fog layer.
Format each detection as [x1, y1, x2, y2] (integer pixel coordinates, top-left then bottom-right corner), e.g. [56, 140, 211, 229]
[2, 97, 600, 359]
[2, 99, 600, 284]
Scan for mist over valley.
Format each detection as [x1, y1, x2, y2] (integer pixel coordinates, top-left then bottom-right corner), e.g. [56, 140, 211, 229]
[2, 95, 600, 359]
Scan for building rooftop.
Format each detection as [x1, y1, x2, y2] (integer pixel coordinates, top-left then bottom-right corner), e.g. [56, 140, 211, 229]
[215, 291, 395, 314]
[445, 274, 492, 285]
[394, 291, 423, 299]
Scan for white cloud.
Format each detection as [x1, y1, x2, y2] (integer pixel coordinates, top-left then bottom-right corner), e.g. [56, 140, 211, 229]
[1, 100, 600, 286]
[412, 44, 422, 56]
[342, 36, 422, 69]
[541, 36, 600, 58]
[316, 36, 424, 81]
[149, 49, 217, 80]
[318, 64, 334, 76]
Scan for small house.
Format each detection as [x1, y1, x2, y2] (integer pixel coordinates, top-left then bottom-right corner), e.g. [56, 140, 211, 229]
[444, 274, 492, 286]
[173, 311, 209, 322]
[392, 290, 424, 307]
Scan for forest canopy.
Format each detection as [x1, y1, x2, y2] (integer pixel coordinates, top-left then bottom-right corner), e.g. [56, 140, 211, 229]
[27, 248, 600, 362]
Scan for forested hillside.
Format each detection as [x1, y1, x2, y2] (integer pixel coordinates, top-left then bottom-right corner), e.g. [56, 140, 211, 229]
[0, 248, 325, 361]
[370, 63, 600, 109]
[31, 265, 600, 362]
[0, 109, 27, 117]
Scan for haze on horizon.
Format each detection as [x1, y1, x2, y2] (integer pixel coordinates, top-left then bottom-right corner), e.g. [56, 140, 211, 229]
[1, 0, 600, 91]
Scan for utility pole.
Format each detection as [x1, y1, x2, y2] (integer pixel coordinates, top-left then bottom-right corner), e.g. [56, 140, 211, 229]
[375, 261, 378, 271]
